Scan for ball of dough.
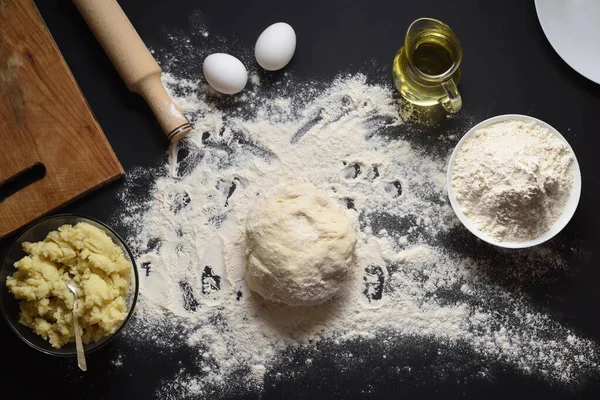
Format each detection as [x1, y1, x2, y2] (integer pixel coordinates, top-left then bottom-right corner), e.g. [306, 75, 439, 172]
[245, 183, 357, 306]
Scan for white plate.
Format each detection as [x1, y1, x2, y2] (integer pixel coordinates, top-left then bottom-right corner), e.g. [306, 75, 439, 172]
[447, 114, 581, 249]
[535, 0, 600, 84]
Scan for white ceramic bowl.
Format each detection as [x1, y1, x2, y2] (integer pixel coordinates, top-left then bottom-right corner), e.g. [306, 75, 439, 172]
[447, 114, 581, 249]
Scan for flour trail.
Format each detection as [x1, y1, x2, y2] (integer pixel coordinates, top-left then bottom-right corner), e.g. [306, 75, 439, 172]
[111, 25, 599, 399]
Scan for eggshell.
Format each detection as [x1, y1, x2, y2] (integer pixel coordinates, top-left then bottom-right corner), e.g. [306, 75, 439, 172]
[255, 22, 296, 71]
[202, 53, 248, 95]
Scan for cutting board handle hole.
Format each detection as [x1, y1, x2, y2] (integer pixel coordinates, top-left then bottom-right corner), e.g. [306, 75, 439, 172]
[0, 163, 46, 202]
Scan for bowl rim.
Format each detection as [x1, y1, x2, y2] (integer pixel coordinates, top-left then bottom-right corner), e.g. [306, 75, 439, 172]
[0, 213, 139, 357]
[446, 114, 582, 249]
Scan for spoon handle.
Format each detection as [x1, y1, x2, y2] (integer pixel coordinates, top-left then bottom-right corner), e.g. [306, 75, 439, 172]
[73, 300, 87, 371]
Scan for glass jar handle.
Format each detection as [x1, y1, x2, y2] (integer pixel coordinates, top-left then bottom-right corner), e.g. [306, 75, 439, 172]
[440, 78, 462, 113]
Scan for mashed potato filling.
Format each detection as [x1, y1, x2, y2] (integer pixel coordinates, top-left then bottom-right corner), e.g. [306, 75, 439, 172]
[6, 222, 133, 348]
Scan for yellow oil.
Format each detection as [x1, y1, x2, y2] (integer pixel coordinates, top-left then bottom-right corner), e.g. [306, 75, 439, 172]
[393, 30, 461, 106]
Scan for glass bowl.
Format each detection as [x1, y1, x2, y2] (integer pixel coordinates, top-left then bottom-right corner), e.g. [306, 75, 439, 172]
[0, 214, 139, 356]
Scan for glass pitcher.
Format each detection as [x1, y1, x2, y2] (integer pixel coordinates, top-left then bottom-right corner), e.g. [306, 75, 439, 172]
[392, 18, 463, 113]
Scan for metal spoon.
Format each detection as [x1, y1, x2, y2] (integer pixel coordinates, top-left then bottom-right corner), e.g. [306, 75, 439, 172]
[65, 278, 87, 371]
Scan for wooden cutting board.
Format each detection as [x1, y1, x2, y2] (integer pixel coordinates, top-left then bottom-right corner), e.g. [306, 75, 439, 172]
[0, 0, 124, 238]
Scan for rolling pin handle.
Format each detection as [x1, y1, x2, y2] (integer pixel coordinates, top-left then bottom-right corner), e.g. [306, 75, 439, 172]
[72, 0, 191, 142]
[134, 74, 192, 142]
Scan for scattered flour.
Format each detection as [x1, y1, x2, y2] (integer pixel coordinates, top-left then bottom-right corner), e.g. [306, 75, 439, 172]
[111, 354, 124, 368]
[451, 120, 575, 242]
[111, 25, 598, 399]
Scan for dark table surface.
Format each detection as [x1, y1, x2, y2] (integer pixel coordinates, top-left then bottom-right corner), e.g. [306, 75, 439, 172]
[2, 0, 600, 398]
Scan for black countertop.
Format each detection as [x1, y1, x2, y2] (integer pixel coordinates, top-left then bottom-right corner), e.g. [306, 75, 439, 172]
[2, 0, 600, 398]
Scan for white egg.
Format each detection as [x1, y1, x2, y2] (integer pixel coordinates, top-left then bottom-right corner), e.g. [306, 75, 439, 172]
[255, 22, 296, 71]
[202, 53, 248, 95]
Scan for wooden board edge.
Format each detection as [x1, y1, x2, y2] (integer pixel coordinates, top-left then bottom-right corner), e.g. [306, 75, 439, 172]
[29, 0, 124, 175]
[0, 170, 124, 240]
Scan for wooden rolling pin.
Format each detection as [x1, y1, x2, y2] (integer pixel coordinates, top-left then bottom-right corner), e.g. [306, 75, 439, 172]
[73, 0, 191, 142]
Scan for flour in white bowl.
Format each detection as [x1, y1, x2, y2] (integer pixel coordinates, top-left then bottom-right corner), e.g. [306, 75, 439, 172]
[451, 119, 574, 242]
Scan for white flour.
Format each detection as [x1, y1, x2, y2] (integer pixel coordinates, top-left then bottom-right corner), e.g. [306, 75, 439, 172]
[452, 120, 574, 242]
[111, 25, 598, 399]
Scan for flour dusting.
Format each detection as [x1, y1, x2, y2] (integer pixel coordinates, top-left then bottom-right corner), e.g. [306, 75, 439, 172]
[111, 25, 599, 399]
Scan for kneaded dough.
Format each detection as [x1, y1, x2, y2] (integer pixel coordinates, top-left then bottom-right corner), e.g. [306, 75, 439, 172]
[6, 222, 132, 348]
[245, 183, 357, 306]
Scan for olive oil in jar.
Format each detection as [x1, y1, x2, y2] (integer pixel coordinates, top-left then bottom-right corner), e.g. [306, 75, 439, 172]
[392, 18, 463, 112]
